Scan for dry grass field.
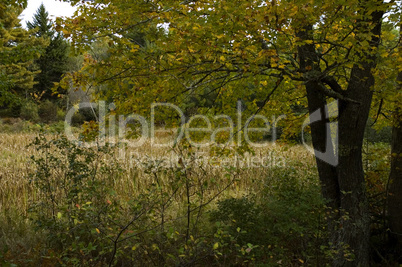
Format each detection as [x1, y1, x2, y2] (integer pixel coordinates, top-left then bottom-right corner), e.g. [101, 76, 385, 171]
[0, 132, 317, 213]
[0, 128, 390, 265]
[0, 130, 325, 265]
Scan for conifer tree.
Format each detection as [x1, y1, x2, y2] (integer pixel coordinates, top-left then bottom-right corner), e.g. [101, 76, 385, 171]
[27, 3, 69, 100]
[0, 2, 44, 106]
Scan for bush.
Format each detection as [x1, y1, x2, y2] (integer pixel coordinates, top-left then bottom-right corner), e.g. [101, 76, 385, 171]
[28, 134, 124, 265]
[71, 111, 85, 126]
[20, 101, 40, 122]
[9, 102, 23, 118]
[210, 166, 328, 265]
[0, 119, 43, 133]
[38, 100, 58, 123]
[0, 107, 15, 118]
[70, 107, 97, 126]
[364, 118, 392, 143]
[57, 109, 66, 121]
[365, 126, 392, 144]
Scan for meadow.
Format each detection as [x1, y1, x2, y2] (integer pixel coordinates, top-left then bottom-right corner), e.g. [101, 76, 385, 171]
[0, 120, 390, 266]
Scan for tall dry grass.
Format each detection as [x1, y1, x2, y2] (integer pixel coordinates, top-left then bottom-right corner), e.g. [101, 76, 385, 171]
[0, 131, 318, 263]
[0, 132, 317, 213]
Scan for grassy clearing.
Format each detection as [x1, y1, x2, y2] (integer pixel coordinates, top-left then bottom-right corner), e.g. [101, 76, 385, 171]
[0, 132, 316, 212]
[0, 128, 391, 265]
[0, 130, 326, 265]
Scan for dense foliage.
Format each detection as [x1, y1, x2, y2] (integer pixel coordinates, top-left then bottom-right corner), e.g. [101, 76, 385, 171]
[0, 2, 44, 107]
[0, 0, 402, 266]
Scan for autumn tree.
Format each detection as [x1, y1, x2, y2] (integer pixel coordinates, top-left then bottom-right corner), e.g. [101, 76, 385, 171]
[58, 0, 399, 265]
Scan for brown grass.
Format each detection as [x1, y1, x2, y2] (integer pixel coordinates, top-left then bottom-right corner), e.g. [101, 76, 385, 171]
[0, 131, 318, 263]
[0, 132, 317, 213]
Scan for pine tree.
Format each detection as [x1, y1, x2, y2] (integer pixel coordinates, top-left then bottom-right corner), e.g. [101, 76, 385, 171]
[27, 4, 52, 38]
[27, 3, 69, 100]
[0, 2, 44, 107]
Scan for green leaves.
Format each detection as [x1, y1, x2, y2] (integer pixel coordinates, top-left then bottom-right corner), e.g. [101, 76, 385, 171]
[0, 3, 46, 105]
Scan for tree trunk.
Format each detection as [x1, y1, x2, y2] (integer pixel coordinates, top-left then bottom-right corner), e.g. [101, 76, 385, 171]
[334, 63, 375, 266]
[297, 3, 383, 266]
[387, 25, 402, 254]
[297, 24, 340, 216]
[388, 106, 402, 254]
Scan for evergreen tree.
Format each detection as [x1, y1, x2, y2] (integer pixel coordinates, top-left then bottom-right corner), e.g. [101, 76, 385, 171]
[0, 2, 44, 107]
[27, 3, 69, 100]
[27, 4, 52, 38]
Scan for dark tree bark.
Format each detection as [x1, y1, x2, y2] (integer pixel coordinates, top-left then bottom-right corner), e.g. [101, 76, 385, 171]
[388, 101, 402, 255]
[297, 24, 340, 218]
[297, 2, 383, 266]
[387, 22, 402, 255]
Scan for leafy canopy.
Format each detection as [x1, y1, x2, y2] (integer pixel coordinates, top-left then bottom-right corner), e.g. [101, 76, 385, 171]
[57, 0, 400, 134]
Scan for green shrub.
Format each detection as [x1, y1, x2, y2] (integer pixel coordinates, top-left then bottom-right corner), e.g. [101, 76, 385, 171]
[9, 102, 23, 118]
[0, 107, 15, 117]
[38, 100, 58, 123]
[364, 118, 392, 143]
[48, 121, 66, 133]
[0, 119, 42, 133]
[27, 134, 126, 264]
[70, 107, 98, 126]
[71, 111, 85, 126]
[20, 101, 39, 122]
[210, 166, 328, 265]
[57, 108, 66, 121]
[70, 107, 97, 126]
[365, 126, 392, 144]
